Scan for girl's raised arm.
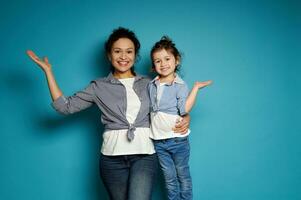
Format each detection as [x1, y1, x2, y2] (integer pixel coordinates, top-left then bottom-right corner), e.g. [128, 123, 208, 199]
[26, 50, 63, 101]
[185, 80, 212, 113]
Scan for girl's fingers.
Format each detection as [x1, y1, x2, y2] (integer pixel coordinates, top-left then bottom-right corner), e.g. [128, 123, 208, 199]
[197, 80, 213, 87]
[203, 80, 212, 85]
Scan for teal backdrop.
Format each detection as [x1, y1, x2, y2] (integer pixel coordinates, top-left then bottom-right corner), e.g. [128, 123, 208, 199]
[1, 0, 300, 199]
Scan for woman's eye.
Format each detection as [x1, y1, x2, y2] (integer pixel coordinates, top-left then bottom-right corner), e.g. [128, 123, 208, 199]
[114, 50, 120, 53]
[127, 51, 133, 54]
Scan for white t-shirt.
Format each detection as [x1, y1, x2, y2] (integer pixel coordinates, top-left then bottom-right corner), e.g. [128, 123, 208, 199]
[101, 78, 155, 155]
[150, 83, 190, 140]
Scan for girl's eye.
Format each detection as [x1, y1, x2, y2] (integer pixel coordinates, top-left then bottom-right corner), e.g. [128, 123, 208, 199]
[114, 50, 120, 53]
[155, 60, 160, 64]
[127, 51, 133, 54]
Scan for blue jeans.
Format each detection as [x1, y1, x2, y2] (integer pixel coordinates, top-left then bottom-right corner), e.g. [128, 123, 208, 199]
[99, 153, 158, 200]
[154, 137, 192, 200]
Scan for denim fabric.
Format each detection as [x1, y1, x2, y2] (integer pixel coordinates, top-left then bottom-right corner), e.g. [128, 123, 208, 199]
[99, 153, 158, 200]
[148, 74, 189, 116]
[154, 137, 192, 200]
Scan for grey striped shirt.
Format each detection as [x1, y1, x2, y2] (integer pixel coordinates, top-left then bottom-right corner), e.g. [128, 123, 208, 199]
[52, 73, 151, 141]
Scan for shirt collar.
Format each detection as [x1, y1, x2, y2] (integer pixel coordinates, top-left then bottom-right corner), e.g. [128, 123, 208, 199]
[151, 73, 184, 85]
[106, 72, 143, 84]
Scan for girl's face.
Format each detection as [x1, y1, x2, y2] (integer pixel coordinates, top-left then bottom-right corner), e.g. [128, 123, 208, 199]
[152, 48, 179, 79]
[108, 38, 136, 75]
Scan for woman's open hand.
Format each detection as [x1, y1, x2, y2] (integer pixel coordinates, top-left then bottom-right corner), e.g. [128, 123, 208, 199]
[26, 50, 52, 72]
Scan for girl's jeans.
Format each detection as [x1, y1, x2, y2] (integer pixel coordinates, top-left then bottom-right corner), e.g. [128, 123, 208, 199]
[99, 153, 158, 200]
[154, 137, 192, 200]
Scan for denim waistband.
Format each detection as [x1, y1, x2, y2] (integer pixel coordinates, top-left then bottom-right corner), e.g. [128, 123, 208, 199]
[152, 136, 188, 143]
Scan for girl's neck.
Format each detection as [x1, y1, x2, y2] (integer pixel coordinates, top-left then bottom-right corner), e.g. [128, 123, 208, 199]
[113, 71, 135, 79]
[159, 73, 176, 83]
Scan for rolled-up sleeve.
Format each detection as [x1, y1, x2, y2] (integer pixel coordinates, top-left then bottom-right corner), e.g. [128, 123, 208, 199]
[176, 83, 189, 116]
[51, 82, 95, 115]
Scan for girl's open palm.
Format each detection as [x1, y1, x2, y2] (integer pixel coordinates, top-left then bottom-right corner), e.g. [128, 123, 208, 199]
[194, 80, 213, 89]
[26, 50, 52, 72]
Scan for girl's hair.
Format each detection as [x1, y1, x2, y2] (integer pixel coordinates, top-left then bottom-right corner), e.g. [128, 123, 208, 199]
[150, 36, 182, 71]
[105, 27, 140, 74]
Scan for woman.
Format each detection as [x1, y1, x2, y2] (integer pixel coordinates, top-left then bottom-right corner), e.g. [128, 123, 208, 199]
[27, 27, 189, 200]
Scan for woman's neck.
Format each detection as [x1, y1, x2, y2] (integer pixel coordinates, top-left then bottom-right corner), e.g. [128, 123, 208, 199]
[113, 71, 135, 79]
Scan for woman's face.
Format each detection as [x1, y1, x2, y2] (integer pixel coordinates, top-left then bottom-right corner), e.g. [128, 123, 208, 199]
[108, 38, 136, 74]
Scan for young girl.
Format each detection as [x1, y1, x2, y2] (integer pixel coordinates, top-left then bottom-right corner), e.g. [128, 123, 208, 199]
[149, 36, 212, 200]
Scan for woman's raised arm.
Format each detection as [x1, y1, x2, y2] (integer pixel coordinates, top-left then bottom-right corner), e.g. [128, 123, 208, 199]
[26, 50, 63, 101]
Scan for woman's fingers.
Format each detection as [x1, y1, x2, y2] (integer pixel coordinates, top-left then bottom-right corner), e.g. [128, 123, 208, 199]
[173, 125, 188, 134]
[26, 50, 40, 62]
[26, 50, 51, 71]
[26, 50, 46, 67]
[26, 50, 35, 57]
[44, 57, 49, 64]
[173, 116, 189, 134]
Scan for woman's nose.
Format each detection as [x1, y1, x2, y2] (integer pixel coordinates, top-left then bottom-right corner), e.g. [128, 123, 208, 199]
[120, 52, 126, 59]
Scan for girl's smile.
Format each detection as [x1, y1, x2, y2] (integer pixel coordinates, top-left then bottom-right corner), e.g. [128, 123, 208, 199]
[152, 48, 179, 82]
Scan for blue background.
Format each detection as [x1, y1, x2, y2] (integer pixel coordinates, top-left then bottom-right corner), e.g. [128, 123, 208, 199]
[1, 0, 300, 199]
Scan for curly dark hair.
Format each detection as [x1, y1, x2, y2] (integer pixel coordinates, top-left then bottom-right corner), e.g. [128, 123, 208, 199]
[150, 36, 182, 71]
[105, 27, 140, 55]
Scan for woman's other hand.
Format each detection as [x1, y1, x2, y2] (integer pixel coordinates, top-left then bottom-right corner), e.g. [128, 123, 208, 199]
[26, 50, 52, 72]
[173, 114, 190, 134]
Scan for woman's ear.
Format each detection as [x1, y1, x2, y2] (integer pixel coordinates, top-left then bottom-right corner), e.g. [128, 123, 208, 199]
[107, 54, 112, 62]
